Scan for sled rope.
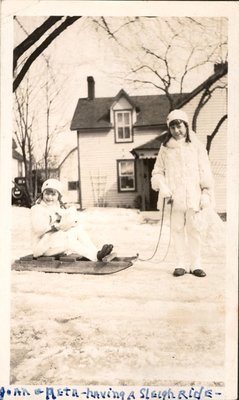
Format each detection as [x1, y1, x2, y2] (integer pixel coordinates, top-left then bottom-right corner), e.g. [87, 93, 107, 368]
[138, 198, 173, 262]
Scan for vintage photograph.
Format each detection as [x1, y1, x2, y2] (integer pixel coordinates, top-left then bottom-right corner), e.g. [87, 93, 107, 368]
[0, 1, 238, 399]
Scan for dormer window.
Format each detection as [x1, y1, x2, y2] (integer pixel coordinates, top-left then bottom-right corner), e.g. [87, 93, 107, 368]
[115, 111, 133, 143]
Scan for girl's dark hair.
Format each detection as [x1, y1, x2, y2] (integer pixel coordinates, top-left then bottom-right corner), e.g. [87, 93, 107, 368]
[34, 191, 66, 208]
[163, 120, 191, 146]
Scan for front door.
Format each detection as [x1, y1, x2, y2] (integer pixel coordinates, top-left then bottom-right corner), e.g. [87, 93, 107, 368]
[137, 158, 158, 211]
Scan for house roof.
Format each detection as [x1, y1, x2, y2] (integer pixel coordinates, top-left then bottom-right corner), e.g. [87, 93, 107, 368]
[132, 132, 167, 151]
[12, 138, 23, 161]
[58, 147, 77, 169]
[12, 148, 23, 162]
[131, 133, 168, 158]
[70, 92, 188, 131]
[71, 97, 113, 130]
[70, 62, 227, 132]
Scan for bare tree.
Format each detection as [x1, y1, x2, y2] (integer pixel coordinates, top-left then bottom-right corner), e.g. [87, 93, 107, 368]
[40, 56, 70, 180]
[13, 16, 81, 91]
[94, 17, 227, 101]
[14, 77, 35, 204]
[93, 17, 228, 150]
[13, 19, 73, 198]
[42, 58, 58, 179]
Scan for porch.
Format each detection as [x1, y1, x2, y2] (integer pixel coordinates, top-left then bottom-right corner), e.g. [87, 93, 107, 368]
[131, 134, 166, 211]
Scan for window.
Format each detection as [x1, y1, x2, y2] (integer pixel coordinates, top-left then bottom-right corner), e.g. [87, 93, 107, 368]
[115, 111, 132, 142]
[68, 181, 79, 191]
[117, 160, 136, 192]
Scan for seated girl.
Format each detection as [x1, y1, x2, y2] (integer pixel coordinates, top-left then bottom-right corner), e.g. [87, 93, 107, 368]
[30, 178, 113, 261]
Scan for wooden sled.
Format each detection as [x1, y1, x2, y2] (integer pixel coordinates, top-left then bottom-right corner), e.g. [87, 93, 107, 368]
[12, 253, 138, 275]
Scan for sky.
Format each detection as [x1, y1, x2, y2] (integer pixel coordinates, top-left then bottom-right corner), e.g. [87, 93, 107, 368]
[15, 16, 227, 95]
[13, 15, 228, 164]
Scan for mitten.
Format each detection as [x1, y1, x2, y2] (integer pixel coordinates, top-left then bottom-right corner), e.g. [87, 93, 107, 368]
[151, 175, 172, 198]
[200, 192, 210, 209]
[151, 175, 160, 191]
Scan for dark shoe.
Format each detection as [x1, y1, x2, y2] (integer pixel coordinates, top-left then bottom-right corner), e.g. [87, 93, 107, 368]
[192, 269, 206, 277]
[97, 244, 113, 261]
[173, 268, 186, 277]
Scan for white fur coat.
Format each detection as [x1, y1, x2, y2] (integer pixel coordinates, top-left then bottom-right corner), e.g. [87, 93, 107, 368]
[151, 131, 214, 212]
[30, 201, 79, 257]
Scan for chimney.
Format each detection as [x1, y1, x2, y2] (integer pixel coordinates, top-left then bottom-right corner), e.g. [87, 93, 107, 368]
[87, 76, 95, 100]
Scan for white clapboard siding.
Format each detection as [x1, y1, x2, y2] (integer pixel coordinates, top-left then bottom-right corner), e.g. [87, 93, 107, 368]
[60, 128, 163, 208]
[59, 149, 79, 203]
[78, 128, 162, 208]
[182, 82, 227, 212]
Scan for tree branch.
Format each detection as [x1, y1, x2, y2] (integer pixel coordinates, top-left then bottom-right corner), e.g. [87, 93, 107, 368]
[206, 114, 227, 153]
[13, 16, 81, 92]
[13, 16, 63, 70]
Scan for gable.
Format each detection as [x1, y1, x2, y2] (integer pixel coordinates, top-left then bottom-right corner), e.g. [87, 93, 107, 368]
[112, 96, 133, 111]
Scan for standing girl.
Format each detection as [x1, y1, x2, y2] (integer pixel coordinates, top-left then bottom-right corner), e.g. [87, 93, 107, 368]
[151, 110, 214, 277]
[30, 178, 113, 261]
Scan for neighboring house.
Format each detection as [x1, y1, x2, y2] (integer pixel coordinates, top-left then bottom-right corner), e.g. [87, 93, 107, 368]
[12, 138, 24, 181]
[60, 65, 227, 212]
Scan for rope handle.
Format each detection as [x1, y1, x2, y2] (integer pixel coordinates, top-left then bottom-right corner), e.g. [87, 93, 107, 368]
[138, 198, 173, 262]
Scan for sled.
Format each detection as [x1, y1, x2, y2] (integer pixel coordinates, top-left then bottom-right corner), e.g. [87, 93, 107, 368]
[12, 253, 138, 275]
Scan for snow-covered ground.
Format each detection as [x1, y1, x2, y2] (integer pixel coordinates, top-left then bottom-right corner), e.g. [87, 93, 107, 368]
[10, 206, 226, 387]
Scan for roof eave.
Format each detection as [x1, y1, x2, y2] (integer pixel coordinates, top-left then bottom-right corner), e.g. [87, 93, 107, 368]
[70, 126, 112, 132]
[134, 123, 167, 129]
[175, 64, 228, 109]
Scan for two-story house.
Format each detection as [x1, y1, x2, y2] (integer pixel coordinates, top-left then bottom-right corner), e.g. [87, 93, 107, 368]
[60, 65, 227, 212]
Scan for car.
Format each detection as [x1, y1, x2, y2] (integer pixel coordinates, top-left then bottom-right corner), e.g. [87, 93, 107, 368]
[12, 177, 31, 207]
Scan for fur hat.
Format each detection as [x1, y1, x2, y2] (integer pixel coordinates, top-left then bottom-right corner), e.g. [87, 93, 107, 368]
[166, 110, 189, 127]
[41, 179, 63, 195]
